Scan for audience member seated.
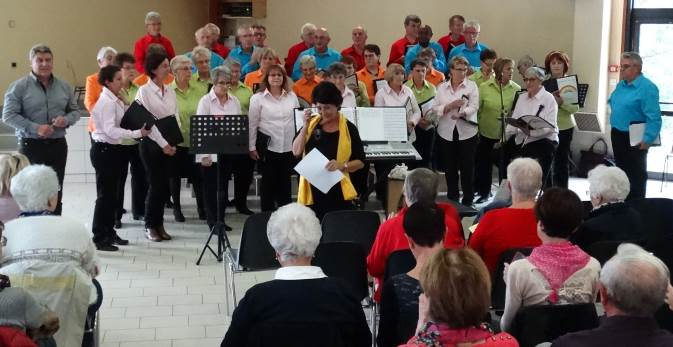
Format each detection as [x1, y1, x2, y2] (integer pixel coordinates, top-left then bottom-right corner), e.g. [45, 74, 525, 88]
[468, 158, 543, 273]
[378, 202, 445, 347]
[292, 27, 342, 81]
[368, 168, 464, 301]
[221, 203, 371, 346]
[0, 165, 99, 347]
[551, 243, 673, 346]
[404, 25, 447, 74]
[447, 19, 489, 69]
[500, 187, 601, 332]
[133, 11, 175, 73]
[341, 26, 367, 71]
[292, 55, 321, 105]
[571, 165, 643, 251]
[284, 22, 316, 75]
[0, 153, 29, 223]
[401, 248, 518, 346]
[0, 273, 60, 347]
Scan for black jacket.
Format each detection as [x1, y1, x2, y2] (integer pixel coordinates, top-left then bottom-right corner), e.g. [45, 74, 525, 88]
[552, 315, 673, 347]
[571, 202, 643, 251]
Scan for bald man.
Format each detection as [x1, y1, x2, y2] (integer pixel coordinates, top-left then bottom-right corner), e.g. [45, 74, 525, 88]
[291, 27, 341, 80]
[341, 26, 367, 71]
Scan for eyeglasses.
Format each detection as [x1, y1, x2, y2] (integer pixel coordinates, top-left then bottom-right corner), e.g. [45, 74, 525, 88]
[254, 32, 267, 37]
[620, 64, 635, 70]
[464, 31, 480, 36]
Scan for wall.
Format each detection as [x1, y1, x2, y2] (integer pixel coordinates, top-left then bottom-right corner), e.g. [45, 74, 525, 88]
[0, 0, 208, 97]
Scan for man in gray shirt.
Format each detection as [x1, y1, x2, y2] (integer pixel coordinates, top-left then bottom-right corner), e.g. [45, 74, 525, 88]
[2, 44, 83, 215]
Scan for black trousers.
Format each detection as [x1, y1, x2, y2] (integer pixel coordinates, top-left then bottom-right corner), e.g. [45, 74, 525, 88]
[139, 139, 173, 228]
[409, 126, 435, 169]
[169, 146, 204, 213]
[90, 142, 123, 243]
[260, 151, 294, 211]
[18, 138, 67, 215]
[552, 128, 574, 188]
[230, 154, 255, 207]
[438, 131, 478, 204]
[474, 136, 499, 196]
[611, 128, 648, 200]
[200, 156, 229, 228]
[517, 139, 557, 188]
[117, 144, 147, 219]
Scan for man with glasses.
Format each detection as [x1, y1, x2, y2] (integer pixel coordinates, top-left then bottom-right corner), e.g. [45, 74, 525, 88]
[608, 52, 662, 200]
[252, 24, 268, 47]
[291, 27, 341, 81]
[447, 19, 489, 69]
[2, 44, 83, 215]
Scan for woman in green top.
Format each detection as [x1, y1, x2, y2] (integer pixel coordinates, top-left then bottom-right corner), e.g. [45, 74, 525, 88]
[114, 52, 147, 224]
[169, 55, 208, 222]
[544, 51, 579, 188]
[474, 58, 521, 202]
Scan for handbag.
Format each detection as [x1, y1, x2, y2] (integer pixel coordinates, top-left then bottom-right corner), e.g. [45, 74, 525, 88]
[578, 138, 610, 177]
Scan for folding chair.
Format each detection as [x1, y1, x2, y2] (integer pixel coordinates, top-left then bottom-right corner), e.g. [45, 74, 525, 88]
[312, 242, 377, 346]
[321, 210, 381, 254]
[510, 303, 599, 347]
[588, 239, 644, 265]
[628, 198, 673, 246]
[383, 249, 416, 283]
[224, 212, 280, 314]
[491, 247, 534, 311]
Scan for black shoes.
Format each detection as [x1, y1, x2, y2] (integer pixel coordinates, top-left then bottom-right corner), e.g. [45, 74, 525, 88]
[112, 233, 129, 246]
[173, 208, 185, 222]
[95, 241, 119, 252]
[236, 205, 254, 215]
[132, 214, 144, 221]
[475, 194, 490, 204]
[114, 219, 122, 229]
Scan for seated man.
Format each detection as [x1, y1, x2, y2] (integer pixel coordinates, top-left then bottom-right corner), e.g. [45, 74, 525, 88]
[0, 165, 99, 347]
[404, 25, 446, 74]
[292, 27, 341, 81]
[222, 203, 371, 346]
[552, 243, 673, 346]
[572, 165, 643, 251]
[468, 158, 543, 273]
[367, 168, 464, 301]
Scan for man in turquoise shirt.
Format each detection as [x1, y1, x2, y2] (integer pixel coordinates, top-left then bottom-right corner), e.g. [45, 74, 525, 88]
[291, 28, 341, 80]
[447, 19, 489, 69]
[228, 26, 259, 79]
[608, 51, 661, 200]
[404, 25, 447, 74]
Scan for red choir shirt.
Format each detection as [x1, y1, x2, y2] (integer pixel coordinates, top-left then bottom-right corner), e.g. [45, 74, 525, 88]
[133, 33, 176, 73]
[212, 42, 231, 60]
[387, 36, 415, 66]
[468, 208, 542, 274]
[367, 203, 464, 301]
[284, 41, 309, 75]
[437, 34, 465, 57]
[341, 45, 365, 71]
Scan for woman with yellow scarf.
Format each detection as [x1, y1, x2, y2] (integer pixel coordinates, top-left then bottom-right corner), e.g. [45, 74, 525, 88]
[293, 82, 366, 220]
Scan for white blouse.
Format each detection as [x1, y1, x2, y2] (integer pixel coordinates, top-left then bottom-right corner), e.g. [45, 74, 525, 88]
[433, 79, 480, 141]
[194, 90, 243, 162]
[374, 84, 421, 126]
[341, 87, 357, 108]
[135, 79, 180, 148]
[91, 88, 142, 144]
[506, 87, 559, 145]
[248, 89, 300, 153]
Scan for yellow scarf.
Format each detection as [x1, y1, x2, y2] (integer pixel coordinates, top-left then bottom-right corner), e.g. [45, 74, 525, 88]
[297, 113, 358, 205]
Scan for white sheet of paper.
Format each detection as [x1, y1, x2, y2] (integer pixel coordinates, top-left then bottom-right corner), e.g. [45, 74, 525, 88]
[340, 107, 357, 124]
[294, 149, 344, 194]
[194, 154, 218, 163]
[629, 123, 661, 146]
[356, 107, 408, 142]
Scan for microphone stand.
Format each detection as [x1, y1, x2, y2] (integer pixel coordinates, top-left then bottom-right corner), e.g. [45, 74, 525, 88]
[498, 78, 507, 183]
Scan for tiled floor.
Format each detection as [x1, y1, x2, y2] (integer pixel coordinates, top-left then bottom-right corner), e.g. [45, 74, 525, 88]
[60, 176, 673, 346]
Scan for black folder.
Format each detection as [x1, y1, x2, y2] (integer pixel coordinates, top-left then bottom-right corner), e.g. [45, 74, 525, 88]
[155, 116, 184, 146]
[255, 131, 271, 160]
[120, 101, 155, 131]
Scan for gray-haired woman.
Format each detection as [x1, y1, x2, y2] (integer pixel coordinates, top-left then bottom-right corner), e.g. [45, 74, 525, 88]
[221, 203, 371, 346]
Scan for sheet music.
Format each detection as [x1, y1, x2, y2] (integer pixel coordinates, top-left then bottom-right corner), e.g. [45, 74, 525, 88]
[340, 107, 357, 124]
[345, 74, 358, 90]
[356, 107, 408, 142]
[374, 79, 388, 94]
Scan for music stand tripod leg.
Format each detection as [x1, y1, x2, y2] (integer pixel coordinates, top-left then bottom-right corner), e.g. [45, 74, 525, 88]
[196, 158, 232, 265]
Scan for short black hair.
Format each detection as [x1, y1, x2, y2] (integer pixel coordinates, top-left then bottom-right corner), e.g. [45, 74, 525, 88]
[364, 44, 381, 57]
[534, 187, 583, 239]
[480, 48, 498, 62]
[410, 59, 428, 70]
[144, 52, 167, 79]
[98, 65, 121, 86]
[311, 81, 343, 108]
[114, 52, 135, 67]
[403, 202, 445, 247]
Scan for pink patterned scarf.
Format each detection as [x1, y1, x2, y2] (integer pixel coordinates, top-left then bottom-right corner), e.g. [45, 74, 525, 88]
[527, 241, 590, 303]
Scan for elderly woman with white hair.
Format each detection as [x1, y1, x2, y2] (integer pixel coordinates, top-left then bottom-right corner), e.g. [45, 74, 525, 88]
[0, 165, 99, 347]
[468, 158, 543, 274]
[190, 46, 215, 90]
[571, 165, 643, 251]
[222, 203, 371, 346]
[168, 55, 208, 223]
[501, 187, 600, 332]
[505, 66, 559, 187]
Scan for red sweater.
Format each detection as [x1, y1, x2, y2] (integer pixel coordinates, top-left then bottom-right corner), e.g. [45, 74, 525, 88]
[341, 45, 365, 71]
[387, 36, 415, 66]
[367, 203, 464, 301]
[284, 41, 309, 75]
[133, 33, 176, 73]
[212, 42, 231, 60]
[468, 208, 541, 273]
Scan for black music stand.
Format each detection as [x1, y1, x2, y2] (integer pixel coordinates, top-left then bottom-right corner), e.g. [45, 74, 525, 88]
[192, 115, 249, 265]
